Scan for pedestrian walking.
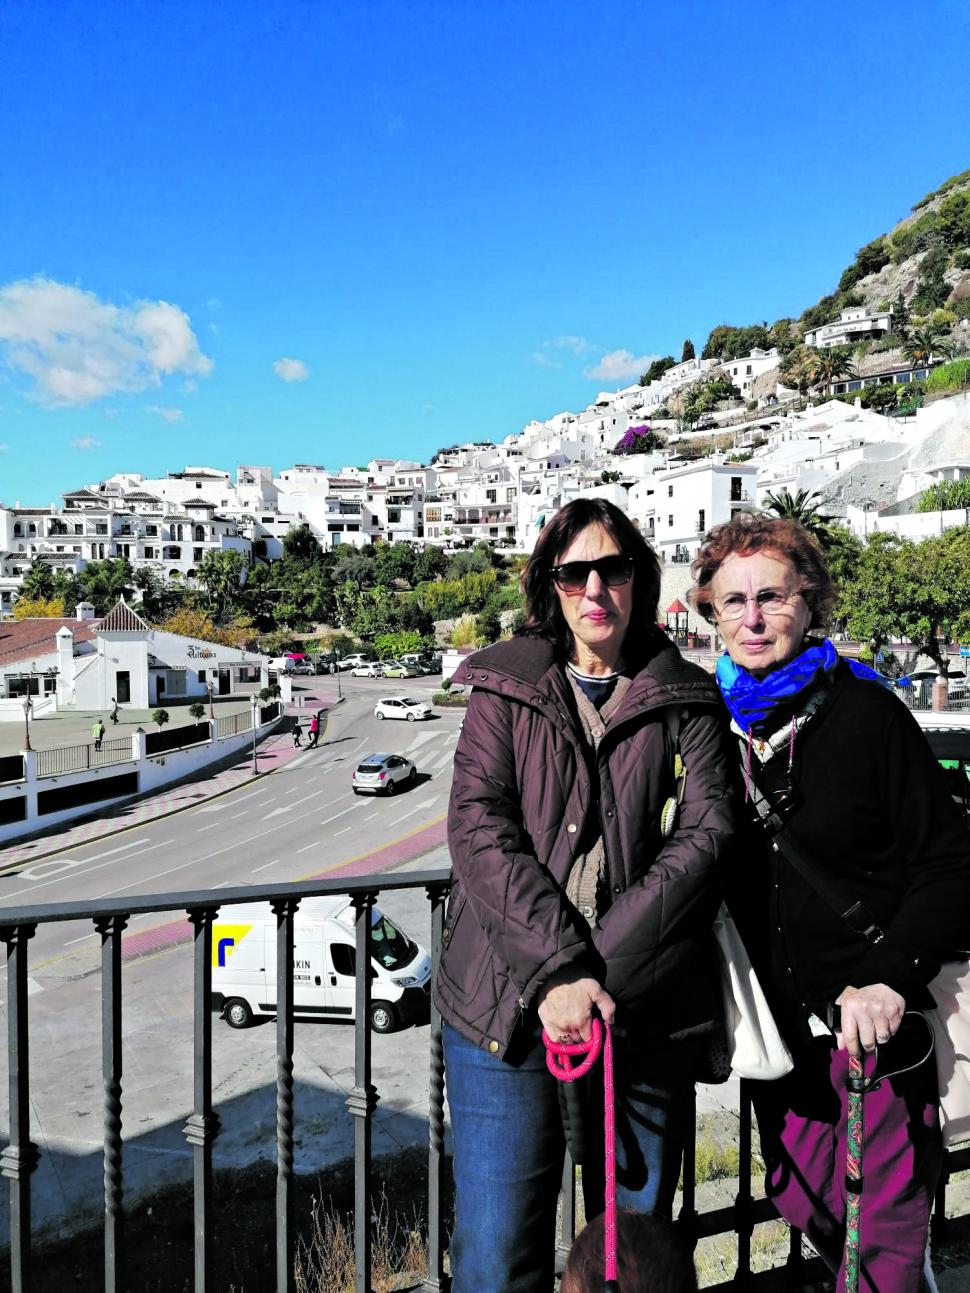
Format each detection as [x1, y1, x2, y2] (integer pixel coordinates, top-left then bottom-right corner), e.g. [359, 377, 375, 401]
[307, 711, 320, 748]
[293, 721, 303, 748]
[109, 697, 119, 724]
[92, 719, 105, 752]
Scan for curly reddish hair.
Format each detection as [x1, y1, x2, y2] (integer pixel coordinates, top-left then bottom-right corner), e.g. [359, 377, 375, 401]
[689, 512, 835, 630]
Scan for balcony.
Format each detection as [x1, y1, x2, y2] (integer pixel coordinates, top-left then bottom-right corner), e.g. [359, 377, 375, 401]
[4, 863, 970, 1290]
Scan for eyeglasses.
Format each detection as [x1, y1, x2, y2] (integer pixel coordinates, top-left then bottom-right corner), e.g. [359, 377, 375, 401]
[550, 554, 634, 595]
[710, 589, 802, 621]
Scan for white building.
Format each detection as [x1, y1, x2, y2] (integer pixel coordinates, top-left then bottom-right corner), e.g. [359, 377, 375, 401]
[804, 306, 894, 350]
[720, 348, 781, 399]
[651, 461, 758, 563]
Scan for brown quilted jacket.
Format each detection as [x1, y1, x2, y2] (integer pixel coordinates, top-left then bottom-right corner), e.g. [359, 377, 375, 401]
[435, 632, 734, 1058]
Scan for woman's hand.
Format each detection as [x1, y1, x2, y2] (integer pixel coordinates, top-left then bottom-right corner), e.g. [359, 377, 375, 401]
[537, 967, 615, 1043]
[835, 983, 905, 1058]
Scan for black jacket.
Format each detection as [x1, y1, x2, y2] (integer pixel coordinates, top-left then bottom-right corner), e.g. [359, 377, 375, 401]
[727, 662, 970, 1048]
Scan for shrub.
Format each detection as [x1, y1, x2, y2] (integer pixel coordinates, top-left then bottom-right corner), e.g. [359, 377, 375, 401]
[954, 249, 970, 270]
[188, 703, 206, 722]
[926, 358, 970, 395]
[151, 708, 169, 730]
[433, 690, 470, 707]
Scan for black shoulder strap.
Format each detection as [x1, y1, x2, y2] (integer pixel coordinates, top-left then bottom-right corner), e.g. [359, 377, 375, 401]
[744, 755, 886, 946]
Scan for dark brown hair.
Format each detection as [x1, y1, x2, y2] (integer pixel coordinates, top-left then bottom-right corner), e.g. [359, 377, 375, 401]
[561, 1210, 698, 1293]
[689, 512, 835, 630]
[520, 498, 661, 657]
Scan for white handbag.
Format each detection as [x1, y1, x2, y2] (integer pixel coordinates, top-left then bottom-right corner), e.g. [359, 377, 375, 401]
[926, 957, 970, 1148]
[712, 904, 794, 1081]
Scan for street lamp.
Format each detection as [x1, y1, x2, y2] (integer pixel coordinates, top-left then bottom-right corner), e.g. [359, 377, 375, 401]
[206, 680, 215, 721]
[250, 693, 259, 776]
[22, 695, 32, 752]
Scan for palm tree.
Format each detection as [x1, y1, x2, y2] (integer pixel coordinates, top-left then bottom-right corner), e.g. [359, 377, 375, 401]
[809, 347, 856, 392]
[762, 488, 832, 545]
[902, 325, 953, 370]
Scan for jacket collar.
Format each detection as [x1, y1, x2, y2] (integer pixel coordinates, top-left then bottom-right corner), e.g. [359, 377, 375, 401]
[454, 632, 720, 721]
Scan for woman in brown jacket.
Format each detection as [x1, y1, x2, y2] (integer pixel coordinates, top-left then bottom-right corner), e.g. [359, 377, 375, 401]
[436, 499, 733, 1293]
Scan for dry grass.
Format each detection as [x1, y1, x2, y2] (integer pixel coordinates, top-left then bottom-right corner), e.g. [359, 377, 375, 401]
[294, 1188, 428, 1293]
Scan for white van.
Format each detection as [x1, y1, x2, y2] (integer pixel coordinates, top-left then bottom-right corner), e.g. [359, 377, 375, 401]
[211, 897, 431, 1033]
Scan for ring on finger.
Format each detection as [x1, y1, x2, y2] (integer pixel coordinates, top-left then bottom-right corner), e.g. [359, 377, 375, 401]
[876, 1032, 890, 1043]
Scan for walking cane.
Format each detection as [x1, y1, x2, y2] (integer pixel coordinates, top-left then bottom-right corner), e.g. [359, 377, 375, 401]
[842, 1013, 936, 1293]
[544, 1018, 618, 1292]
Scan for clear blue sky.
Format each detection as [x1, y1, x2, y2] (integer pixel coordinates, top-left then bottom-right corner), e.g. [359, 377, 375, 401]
[1, 0, 968, 504]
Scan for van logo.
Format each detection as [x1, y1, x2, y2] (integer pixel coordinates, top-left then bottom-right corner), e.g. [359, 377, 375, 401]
[213, 924, 253, 967]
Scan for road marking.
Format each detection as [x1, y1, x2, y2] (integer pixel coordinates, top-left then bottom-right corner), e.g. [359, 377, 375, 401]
[3, 838, 173, 898]
[296, 840, 319, 855]
[334, 826, 352, 836]
[264, 788, 326, 819]
[404, 731, 436, 753]
[27, 977, 43, 996]
[64, 932, 99, 946]
[319, 805, 357, 828]
[230, 811, 248, 819]
[426, 750, 455, 772]
[364, 812, 379, 820]
[197, 823, 220, 832]
[251, 859, 280, 873]
[392, 804, 427, 824]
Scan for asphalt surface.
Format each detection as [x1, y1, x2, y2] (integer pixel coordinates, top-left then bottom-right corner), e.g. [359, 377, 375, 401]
[0, 675, 457, 1244]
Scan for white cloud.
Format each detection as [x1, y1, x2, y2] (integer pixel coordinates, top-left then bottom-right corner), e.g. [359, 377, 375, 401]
[584, 349, 659, 383]
[530, 350, 562, 370]
[148, 405, 184, 423]
[0, 277, 213, 408]
[553, 335, 593, 355]
[273, 357, 310, 383]
[71, 436, 101, 450]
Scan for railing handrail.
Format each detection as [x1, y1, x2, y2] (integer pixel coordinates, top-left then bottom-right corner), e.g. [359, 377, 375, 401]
[0, 865, 452, 928]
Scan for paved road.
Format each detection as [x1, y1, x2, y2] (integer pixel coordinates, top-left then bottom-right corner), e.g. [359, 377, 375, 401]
[0, 675, 458, 1243]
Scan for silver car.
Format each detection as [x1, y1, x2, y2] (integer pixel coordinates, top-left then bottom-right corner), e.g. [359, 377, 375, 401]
[352, 752, 418, 796]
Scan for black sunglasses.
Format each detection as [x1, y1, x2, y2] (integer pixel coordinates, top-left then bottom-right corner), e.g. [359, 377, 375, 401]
[550, 554, 634, 594]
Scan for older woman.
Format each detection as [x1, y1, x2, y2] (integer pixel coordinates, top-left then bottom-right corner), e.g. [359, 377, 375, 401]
[436, 498, 732, 1293]
[691, 512, 970, 1293]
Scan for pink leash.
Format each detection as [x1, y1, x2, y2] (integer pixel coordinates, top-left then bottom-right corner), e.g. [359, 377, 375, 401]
[543, 1018, 617, 1291]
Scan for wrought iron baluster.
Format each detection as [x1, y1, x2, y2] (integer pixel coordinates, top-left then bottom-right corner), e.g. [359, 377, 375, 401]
[1, 923, 39, 1293]
[348, 890, 379, 1293]
[736, 1079, 754, 1283]
[183, 907, 221, 1292]
[271, 897, 298, 1293]
[680, 1085, 698, 1247]
[423, 880, 450, 1291]
[96, 913, 128, 1293]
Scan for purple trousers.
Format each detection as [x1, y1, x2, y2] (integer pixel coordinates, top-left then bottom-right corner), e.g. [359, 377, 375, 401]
[751, 1035, 941, 1293]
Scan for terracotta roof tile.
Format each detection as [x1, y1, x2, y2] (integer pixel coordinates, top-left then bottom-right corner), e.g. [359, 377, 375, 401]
[0, 618, 101, 667]
[98, 598, 150, 632]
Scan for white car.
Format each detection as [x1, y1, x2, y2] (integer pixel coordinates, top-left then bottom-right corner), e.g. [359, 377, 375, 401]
[374, 695, 433, 722]
[352, 752, 418, 795]
[350, 662, 384, 678]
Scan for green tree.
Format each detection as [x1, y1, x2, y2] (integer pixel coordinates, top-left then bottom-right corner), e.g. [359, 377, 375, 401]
[917, 480, 970, 512]
[842, 531, 970, 676]
[767, 318, 798, 355]
[373, 629, 432, 660]
[414, 545, 448, 583]
[761, 489, 831, 545]
[18, 561, 57, 601]
[281, 523, 324, 565]
[681, 338, 695, 362]
[151, 707, 170, 731]
[374, 541, 418, 588]
[197, 549, 247, 621]
[903, 324, 952, 369]
[809, 347, 856, 390]
[77, 557, 135, 614]
[188, 702, 207, 722]
[639, 355, 676, 386]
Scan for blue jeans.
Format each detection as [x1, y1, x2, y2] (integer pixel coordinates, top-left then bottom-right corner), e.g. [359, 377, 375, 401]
[443, 1021, 695, 1293]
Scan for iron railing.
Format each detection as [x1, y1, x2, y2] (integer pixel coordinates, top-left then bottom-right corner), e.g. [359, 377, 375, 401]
[215, 712, 251, 739]
[3, 868, 968, 1292]
[35, 739, 135, 779]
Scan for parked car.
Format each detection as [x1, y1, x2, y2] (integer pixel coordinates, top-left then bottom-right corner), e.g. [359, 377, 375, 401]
[338, 653, 371, 671]
[291, 662, 316, 676]
[399, 653, 434, 674]
[381, 660, 419, 679]
[350, 662, 385, 678]
[352, 752, 417, 795]
[374, 695, 433, 722]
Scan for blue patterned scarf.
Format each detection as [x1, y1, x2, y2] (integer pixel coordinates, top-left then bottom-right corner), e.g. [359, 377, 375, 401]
[715, 638, 889, 733]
